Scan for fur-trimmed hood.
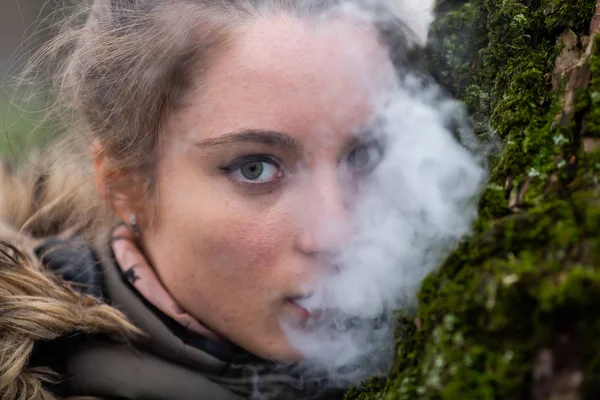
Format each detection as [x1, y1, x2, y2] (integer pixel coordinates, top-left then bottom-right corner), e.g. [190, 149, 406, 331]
[0, 240, 139, 400]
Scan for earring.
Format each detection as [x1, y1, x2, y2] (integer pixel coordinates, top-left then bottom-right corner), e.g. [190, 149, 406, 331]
[129, 213, 140, 237]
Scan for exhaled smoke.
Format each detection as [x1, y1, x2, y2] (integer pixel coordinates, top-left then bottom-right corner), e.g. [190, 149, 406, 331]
[280, 0, 488, 388]
[392, 0, 435, 44]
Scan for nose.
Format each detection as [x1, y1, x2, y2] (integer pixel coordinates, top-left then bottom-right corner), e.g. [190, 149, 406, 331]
[295, 167, 353, 257]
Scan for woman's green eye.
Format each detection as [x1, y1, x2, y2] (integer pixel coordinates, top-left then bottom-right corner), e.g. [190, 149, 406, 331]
[241, 161, 263, 180]
[347, 141, 383, 172]
[233, 159, 279, 182]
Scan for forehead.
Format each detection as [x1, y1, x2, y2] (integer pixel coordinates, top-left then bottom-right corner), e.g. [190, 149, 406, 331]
[176, 15, 396, 144]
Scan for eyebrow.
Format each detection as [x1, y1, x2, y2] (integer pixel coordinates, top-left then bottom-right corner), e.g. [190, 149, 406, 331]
[193, 129, 298, 149]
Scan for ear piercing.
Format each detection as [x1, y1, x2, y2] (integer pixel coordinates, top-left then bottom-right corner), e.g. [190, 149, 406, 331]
[129, 213, 140, 237]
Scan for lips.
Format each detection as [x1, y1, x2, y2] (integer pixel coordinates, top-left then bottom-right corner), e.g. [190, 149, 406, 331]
[284, 284, 341, 328]
[286, 298, 311, 320]
[286, 296, 337, 329]
[285, 296, 373, 332]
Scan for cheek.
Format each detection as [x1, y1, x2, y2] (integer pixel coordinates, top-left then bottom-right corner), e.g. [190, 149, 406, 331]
[156, 175, 295, 284]
[199, 214, 291, 275]
[147, 148, 302, 313]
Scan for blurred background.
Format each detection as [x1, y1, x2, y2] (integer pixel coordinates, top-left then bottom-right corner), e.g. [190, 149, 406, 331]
[1, 0, 59, 159]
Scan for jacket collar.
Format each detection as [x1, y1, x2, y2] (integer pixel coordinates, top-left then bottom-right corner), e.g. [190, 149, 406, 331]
[35, 233, 345, 399]
[93, 232, 345, 400]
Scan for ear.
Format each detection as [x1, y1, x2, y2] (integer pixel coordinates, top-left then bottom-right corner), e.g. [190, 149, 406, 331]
[92, 139, 136, 223]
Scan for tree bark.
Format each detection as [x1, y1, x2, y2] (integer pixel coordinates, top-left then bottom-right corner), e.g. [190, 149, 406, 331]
[346, 0, 600, 399]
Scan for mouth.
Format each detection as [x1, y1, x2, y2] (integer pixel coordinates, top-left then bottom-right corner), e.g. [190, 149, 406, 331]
[285, 295, 382, 333]
[286, 297, 312, 321]
[286, 294, 338, 328]
[284, 292, 334, 327]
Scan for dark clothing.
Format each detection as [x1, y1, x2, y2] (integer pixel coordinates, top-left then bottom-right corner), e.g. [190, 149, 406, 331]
[30, 235, 345, 400]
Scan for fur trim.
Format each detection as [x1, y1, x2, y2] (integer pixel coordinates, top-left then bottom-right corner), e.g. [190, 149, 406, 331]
[0, 240, 140, 400]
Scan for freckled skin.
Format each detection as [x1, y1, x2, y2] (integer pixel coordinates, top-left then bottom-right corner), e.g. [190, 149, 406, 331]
[137, 16, 396, 361]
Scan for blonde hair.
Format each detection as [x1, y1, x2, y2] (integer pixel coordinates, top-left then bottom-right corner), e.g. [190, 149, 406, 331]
[6, 0, 414, 239]
[0, 240, 140, 400]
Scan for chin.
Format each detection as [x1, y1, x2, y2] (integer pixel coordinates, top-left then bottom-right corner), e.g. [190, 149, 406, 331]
[250, 336, 304, 363]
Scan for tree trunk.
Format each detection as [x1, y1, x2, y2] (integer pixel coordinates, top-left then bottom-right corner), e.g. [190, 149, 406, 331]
[346, 0, 600, 398]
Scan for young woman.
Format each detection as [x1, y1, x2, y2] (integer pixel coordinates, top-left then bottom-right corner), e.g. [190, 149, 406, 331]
[0, 0, 419, 399]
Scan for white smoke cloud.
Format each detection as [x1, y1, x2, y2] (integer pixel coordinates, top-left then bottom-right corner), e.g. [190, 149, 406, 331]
[283, 72, 486, 383]
[279, 0, 488, 388]
[392, 0, 435, 44]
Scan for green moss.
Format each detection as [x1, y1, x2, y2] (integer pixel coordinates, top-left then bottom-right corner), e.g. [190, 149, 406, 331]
[540, 0, 597, 33]
[477, 184, 509, 221]
[351, 191, 600, 399]
[344, 377, 387, 400]
[346, 0, 600, 399]
[427, 0, 595, 223]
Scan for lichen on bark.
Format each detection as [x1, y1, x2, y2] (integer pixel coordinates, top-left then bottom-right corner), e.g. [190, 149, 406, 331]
[345, 0, 600, 399]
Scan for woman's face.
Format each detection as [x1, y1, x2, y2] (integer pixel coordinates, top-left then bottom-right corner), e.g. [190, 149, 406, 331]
[140, 16, 396, 360]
